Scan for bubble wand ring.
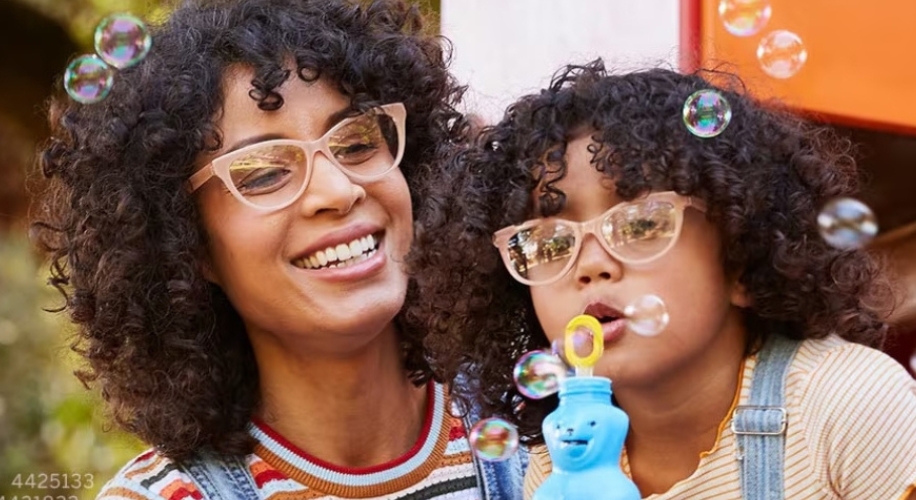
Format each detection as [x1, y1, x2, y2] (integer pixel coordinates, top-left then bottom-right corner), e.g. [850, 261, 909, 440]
[564, 314, 603, 377]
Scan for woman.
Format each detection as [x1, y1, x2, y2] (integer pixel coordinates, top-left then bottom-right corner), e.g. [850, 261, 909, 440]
[32, 0, 525, 498]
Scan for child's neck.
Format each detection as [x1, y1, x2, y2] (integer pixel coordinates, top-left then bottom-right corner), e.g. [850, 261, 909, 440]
[614, 313, 748, 496]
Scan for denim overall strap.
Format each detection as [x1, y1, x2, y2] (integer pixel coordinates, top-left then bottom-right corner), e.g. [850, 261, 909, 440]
[453, 367, 528, 500]
[183, 451, 261, 499]
[461, 414, 528, 500]
[732, 335, 802, 500]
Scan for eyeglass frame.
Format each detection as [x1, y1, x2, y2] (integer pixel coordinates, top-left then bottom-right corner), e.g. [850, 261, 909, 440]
[186, 102, 407, 212]
[492, 190, 707, 286]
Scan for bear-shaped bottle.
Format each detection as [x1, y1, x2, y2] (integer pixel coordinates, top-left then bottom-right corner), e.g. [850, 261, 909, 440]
[533, 376, 641, 500]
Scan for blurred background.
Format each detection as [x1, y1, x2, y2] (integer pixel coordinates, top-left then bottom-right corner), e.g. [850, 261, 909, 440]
[1, 3, 168, 497]
[1, 0, 913, 497]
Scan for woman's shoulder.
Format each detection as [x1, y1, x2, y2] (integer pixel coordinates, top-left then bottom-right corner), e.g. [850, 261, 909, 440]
[96, 449, 202, 500]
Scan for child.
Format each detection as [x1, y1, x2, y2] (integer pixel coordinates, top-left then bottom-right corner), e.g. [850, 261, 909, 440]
[407, 60, 916, 499]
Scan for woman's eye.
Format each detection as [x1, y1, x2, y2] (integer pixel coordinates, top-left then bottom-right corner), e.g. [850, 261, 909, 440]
[236, 167, 291, 193]
[335, 142, 378, 157]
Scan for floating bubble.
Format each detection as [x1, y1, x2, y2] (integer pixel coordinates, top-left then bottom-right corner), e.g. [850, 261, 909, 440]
[64, 55, 115, 104]
[469, 417, 519, 462]
[817, 197, 878, 250]
[718, 0, 772, 37]
[513, 350, 568, 399]
[683, 90, 732, 138]
[757, 30, 808, 79]
[94, 13, 152, 69]
[624, 294, 670, 337]
[910, 350, 916, 374]
[549, 339, 576, 372]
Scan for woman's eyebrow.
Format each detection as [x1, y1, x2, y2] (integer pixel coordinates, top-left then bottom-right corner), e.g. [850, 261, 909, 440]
[223, 133, 286, 155]
[221, 104, 354, 155]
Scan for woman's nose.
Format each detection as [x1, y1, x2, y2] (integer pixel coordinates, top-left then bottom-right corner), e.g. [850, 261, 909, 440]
[296, 152, 366, 218]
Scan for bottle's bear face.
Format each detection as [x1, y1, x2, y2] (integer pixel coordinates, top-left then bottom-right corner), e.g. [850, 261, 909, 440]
[543, 407, 619, 471]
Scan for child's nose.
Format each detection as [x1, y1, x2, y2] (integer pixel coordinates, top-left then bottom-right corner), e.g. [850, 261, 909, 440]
[575, 234, 622, 286]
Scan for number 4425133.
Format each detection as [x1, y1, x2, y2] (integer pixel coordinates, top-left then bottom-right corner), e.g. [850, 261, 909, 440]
[0, 496, 79, 500]
[10, 473, 94, 490]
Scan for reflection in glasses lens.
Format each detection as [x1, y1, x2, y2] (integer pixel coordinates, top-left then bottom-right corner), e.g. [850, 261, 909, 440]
[503, 200, 679, 284]
[226, 109, 401, 209]
[506, 223, 576, 282]
[229, 145, 306, 198]
[603, 201, 677, 261]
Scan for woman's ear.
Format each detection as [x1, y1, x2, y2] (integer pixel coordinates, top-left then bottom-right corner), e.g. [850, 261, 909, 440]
[730, 278, 751, 308]
[200, 254, 221, 285]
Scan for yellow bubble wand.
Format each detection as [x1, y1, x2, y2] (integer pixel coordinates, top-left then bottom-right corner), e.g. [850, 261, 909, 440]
[563, 314, 603, 377]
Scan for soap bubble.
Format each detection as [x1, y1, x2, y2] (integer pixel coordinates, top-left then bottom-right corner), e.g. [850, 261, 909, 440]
[683, 90, 732, 138]
[469, 417, 520, 462]
[550, 339, 576, 370]
[718, 0, 772, 37]
[757, 30, 808, 79]
[94, 13, 152, 69]
[624, 294, 670, 337]
[513, 350, 568, 399]
[64, 55, 115, 104]
[909, 350, 916, 374]
[550, 327, 597, 365]
[817, 198, 878, 250]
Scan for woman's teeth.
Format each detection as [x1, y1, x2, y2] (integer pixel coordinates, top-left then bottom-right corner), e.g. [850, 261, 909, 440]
[294, 234, 379, 270]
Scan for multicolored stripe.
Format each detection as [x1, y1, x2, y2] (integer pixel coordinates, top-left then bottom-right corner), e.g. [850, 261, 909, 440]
[98, 382, 481, 499]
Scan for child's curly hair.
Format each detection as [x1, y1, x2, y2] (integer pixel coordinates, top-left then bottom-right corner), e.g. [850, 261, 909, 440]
[406, 59, 892, 444]
[31, 0, 466, 460]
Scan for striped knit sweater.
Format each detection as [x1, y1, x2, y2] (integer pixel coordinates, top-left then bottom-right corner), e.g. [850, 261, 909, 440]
[99, 382, 482, 499]
[524, 335, 916, 499]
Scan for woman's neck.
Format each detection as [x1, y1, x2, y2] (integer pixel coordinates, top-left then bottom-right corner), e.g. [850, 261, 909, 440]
[251, 322, 428, 468]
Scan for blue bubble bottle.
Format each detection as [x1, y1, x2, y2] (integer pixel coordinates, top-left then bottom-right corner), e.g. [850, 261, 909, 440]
[532, 315, 642, 500]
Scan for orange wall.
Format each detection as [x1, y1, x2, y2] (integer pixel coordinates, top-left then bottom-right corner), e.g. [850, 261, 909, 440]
[687, 0, 916, 135]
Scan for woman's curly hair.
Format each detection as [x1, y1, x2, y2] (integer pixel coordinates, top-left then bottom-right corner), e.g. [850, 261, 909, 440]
[32, 0, 466, 460]
[406, 59, 892, 444]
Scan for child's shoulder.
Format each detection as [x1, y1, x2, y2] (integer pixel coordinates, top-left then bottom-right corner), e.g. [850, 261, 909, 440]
[781, 336, 916, 496]
[790, 334, 912, 385]
[786, 334, 916, 428]
[96, 448, 202, 500]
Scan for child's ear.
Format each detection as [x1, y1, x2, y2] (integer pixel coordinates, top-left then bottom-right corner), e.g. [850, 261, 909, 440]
[730, 279, 751, 308]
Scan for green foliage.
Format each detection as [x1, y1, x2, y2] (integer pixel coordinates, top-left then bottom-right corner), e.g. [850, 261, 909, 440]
[19, 0, 438, 51]
[16, 0, 171, 49]
[0, 233, 145, 499]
